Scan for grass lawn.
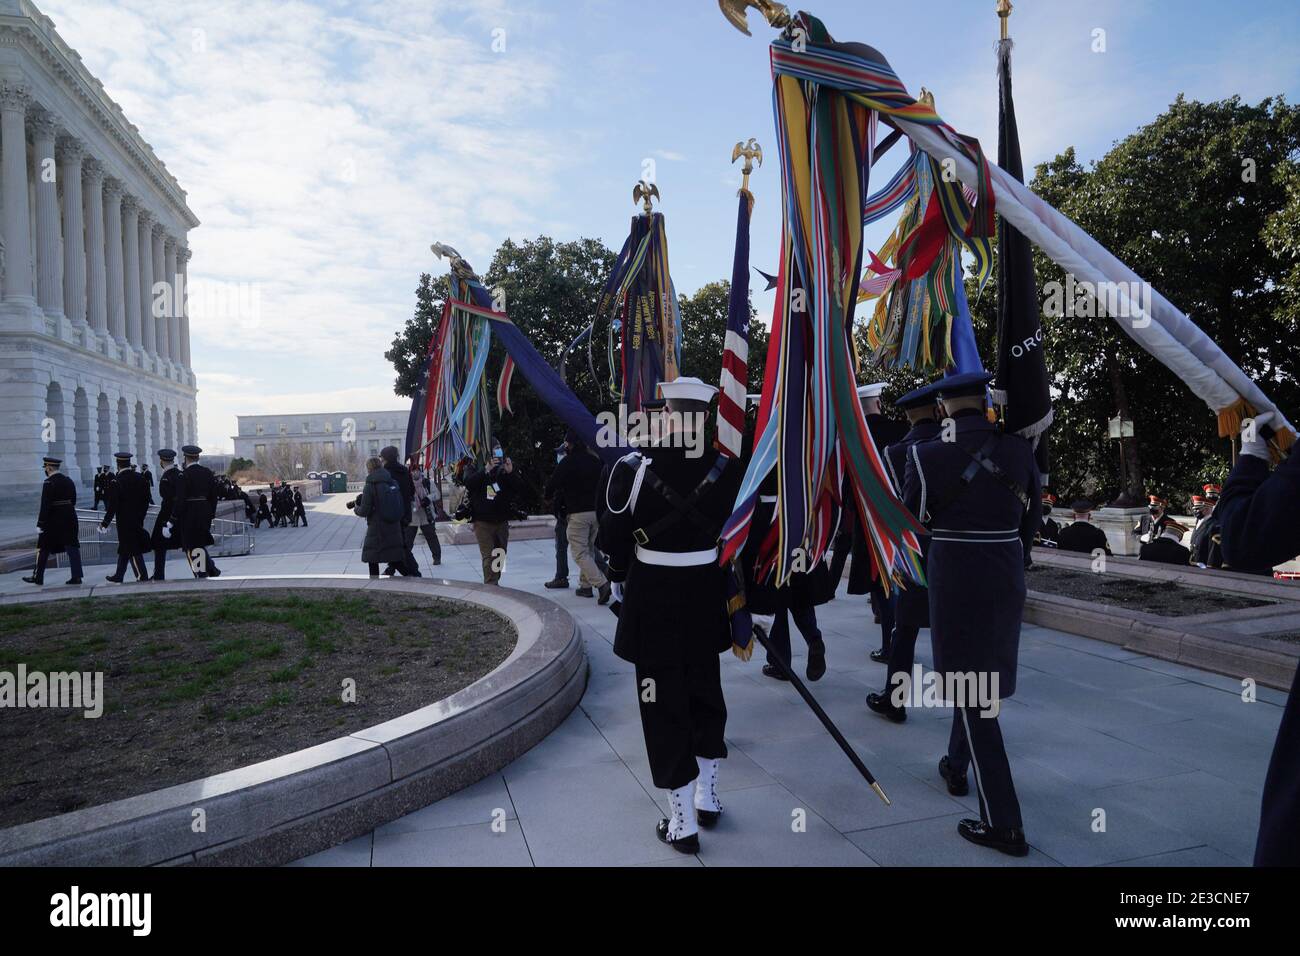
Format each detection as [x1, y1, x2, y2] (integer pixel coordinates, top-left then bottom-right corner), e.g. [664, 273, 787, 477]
[0, 590, 513, 830]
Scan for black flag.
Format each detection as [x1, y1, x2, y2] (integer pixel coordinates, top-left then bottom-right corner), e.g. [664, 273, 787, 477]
[994, 37, 1052, 480]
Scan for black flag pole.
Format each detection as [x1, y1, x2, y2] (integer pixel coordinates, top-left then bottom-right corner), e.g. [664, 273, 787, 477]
[750, 624, 892, 806]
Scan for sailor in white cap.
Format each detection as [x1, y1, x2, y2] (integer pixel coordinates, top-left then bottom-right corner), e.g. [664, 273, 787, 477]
[598, 375, 744, 853]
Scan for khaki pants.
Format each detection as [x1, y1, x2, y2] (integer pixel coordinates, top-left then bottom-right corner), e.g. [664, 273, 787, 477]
[566, 510, 607, 589]
[474, 520, 510, 584]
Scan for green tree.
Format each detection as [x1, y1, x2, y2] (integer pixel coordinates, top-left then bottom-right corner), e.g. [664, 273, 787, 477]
[1022, 95, 1298, 506]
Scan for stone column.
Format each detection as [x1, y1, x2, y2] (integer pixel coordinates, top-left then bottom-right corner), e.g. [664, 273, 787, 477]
[151, 223, 168, 364]
[103, 178, 127, 345]
[29, 109, 63, 315]
[58, 137, 86, 325]
[178, 246, 192, 370]
[82, 157, 108, 335]
[163, 237, 181, 364]
[0, 82, 35, 305]
[121, 196, 142, 353]
[137, 209, 156, 358]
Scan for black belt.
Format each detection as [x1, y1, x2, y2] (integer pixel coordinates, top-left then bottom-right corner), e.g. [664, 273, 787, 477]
[51, 500, 73, 506]
[185, 497, 208, 502]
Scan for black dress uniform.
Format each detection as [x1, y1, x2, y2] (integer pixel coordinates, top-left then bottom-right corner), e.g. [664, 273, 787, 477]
[92, 468, 105, 511]
[101, 454, 151, 582]
[867, 385, 943, 722]
[1056, 503, 1111, 556]
[24, 457, 83, 586]
[601, 443, 742, 783]
[598, 382, 744, 851]
[902, 374, 1040, 856]
[1217, 436, 1300, 866]
[849, 397, 908, 661]
[150, 452, 183, 580]
[1189, 514, 1223, 567]
[173, 446, 222, 578]
[742, 471, 830, 682]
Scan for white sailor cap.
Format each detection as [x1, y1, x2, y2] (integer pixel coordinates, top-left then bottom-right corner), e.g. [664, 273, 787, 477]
[746, 392, 763, 409]
[856, 382, 888, 399]
[658, 376, 718, 403]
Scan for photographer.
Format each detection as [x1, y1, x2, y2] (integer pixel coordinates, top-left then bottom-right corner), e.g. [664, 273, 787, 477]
[463, 436, 524, 585]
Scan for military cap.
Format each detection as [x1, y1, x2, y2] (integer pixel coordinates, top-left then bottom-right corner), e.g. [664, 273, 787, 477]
[181, 444, 202, 457]
[41, 455, 62, 466]
[895, 378, 945, 410]
[856, 382, 888, 399]
[158, 448, 177, 462]
[114, 451, 134, 463]
[658, 376, 718, 403]
[935, 370, 994, 400]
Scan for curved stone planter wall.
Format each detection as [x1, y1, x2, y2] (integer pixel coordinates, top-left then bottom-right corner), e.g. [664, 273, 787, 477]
[0, 577, 586, 866]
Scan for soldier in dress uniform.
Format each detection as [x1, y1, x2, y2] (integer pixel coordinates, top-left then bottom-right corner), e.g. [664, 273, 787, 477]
[1189, 483, 1223, 568]
[902, 371, 1040, 856]
[598, 377, 744, 854]
[23, 456, 84, 586]
[292, 489, 308, 527]
[866, 378, 944, 723]
[1138, 517, 1192, 566]
[92, 466, 106, 511]
[149, 449, 183, 581]
[140, 462, 155, 505]
[1216, 412, 1299, 865]
[171, 445, 222, 579]
[848, 382, 908, 664]
[100, 451, 151, 582]
[1036, 490, 1060, 546]
[1056, 499, 1111, 555]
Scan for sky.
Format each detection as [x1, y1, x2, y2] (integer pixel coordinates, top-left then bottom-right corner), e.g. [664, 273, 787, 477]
[39, 0, 1300, 453]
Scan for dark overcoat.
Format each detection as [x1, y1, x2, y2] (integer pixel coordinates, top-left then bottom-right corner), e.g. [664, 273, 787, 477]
[102, 469, 151, 556]
[150, 467, 184, 550]
[173, 463, 218, 549]
[37, 471, 79, 554]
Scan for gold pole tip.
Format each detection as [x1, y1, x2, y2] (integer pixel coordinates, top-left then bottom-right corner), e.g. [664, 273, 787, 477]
[870, 781, 892, 806]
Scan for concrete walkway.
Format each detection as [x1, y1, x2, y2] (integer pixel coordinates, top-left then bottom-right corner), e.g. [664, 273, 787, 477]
[1, 494, 1284, 866]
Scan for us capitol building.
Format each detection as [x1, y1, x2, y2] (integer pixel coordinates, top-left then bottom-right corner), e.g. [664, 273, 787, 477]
[0, 0, 198, 513]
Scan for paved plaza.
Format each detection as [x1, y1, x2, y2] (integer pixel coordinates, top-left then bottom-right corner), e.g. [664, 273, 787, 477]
[0, 493, 1284, 867]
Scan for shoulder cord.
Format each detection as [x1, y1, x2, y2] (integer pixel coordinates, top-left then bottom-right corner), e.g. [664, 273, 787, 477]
[605, 452, 652, 516]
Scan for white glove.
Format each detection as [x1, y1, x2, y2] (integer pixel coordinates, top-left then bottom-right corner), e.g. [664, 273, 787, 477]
[161, 523, 172, 539]
[97, 525, 108, 535]
[1241, 411, 1275, 461]
[611, 581, 624, 603]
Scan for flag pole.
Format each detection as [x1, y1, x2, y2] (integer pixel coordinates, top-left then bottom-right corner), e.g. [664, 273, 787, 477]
[750, 623, 892, 806]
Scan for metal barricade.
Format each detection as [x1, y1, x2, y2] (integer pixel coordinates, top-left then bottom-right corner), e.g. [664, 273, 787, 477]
[64, 507, 255, 567]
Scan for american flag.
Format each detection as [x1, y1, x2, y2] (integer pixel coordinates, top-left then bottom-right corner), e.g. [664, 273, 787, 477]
[716, 192, 752, 458]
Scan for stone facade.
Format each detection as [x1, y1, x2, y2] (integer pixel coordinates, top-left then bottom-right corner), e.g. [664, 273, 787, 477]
[0, 1, 198, 514]
[234, 411, 407, 474]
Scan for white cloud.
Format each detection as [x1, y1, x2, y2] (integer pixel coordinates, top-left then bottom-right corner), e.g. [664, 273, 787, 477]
[39, 0, 563, 453]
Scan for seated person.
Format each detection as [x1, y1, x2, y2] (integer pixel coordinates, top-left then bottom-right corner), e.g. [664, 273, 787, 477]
[1139, 517, 1192, 566]
[1057, 498, 1112, 555]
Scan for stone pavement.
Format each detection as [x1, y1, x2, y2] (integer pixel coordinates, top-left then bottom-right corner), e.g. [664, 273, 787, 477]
[0, 494, 1285, 866]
